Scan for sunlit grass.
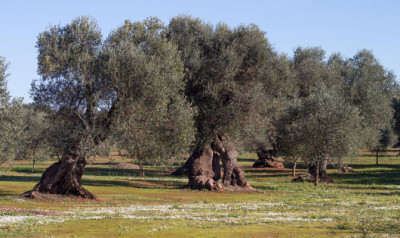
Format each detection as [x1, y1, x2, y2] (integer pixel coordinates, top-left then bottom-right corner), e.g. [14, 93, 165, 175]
[1, 150, 400, 237]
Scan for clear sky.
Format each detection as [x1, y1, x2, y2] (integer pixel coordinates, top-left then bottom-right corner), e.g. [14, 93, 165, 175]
[1, 0, 399, 102]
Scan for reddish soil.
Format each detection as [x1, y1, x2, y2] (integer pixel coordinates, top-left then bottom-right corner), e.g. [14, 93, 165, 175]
[0, 207, 68, 216]
[112, 163, 140, 169]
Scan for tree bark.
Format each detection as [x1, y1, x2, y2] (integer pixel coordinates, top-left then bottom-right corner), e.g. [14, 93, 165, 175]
[314, 162, 319, 186]
[212, 153, 221, 181]
[187, 145, 223, 191]
[376, 150, 379, 165]
[171, 159, 189, 176]
[212, 135, 253, 191]
[23, 151, 95, 199]
[253, 148, 284, 168]
[308, 159, 333, 183]
[139, 163, 145, 177]
[187, 135, 253, 191]
[292, 161, 297, 177]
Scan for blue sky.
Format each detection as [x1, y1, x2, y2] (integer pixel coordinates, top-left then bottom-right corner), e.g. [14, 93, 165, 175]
[1, 0, 399, 102]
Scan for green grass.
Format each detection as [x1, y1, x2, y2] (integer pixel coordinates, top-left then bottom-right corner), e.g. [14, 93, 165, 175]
[1, 152, 400, 237]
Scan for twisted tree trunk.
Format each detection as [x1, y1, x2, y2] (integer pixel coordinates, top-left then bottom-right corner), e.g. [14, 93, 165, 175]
[188, 135, 253, 191]
[23, 150, 95, 199]
[253, 148, 284, 168]
[187, 145, 223, 191]
[308, 159, 333, 183]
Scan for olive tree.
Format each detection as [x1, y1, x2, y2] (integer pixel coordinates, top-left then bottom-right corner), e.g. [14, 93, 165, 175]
[25, 16, 193, 198]
[15, 104, 53, 172]
[106, 18, 195, 176]
[0, 57, 9, 106]
[0, 56, 10, 164]
[166, 16, 289, 191]
[0, 58, 26, 167]
[0, 99, 26, 166]
[329, 50, 397, 166]
[282, 47, 340, 181]
[374, 127, 395, 165]
[392, 98, 400, 146]
[334, 50, 396, 149]
[278, 87, 363, 185]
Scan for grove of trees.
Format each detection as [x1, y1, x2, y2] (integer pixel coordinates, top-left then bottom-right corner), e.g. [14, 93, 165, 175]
[0, 15, 398, 198]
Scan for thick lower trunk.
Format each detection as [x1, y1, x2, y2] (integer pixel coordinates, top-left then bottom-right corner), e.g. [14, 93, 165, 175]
[22, 153, 95, 199]
[308, 159, 333, 183]
[376, 150, 379, 165]
[187, 145, 223, 191]
[187, 135, 253, 191]
[253, 149, 284, 169]
[314, 162, 319, 186]
[212, 154, 221, 181]
[140, 166, 145, 177]
[292, 161, 297, 177]
[213, 135, 253, 191]
[171, 159, 189, 176]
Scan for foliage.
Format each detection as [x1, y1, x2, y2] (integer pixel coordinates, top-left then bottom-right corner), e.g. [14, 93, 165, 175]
[376, 127, 395, 150]
[166, 16, 294, 151]
[31, 16, 107, 157]
[15, 104, 53, 164]
[0, 56, 10, 106]
[0, 58, 28, 166]
[391, 96, 400, 145]
[105, 18, 195, 168]
[278, 87, 363, 166]
[292, 47, 332, 98]
[278, 48, 396, 169]
[4, 15, 400, 182]
[31, 16, 195, 168]
[0, 99, 25, 165]
[330, 50, 397, 148]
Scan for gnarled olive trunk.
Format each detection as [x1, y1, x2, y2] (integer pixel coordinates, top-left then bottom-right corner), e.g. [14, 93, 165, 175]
[187, 145, 223, 190]
[171, 160, 189, 176]
[308, 159, 333, 183]
[188, 135, 253, 191]
[23, 150, 95, 199]
[253, 148, 284, 169]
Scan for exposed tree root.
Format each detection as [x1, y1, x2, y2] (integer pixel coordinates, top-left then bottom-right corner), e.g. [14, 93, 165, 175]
[188, 135, 253, 191]
[22, 154, 95, 199]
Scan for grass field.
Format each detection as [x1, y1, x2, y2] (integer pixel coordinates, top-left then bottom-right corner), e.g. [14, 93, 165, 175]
[0, 151, 399, 237]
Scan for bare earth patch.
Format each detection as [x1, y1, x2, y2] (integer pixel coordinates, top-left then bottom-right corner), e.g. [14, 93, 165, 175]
[0, 207, 68, 216]
[112, 163, 140, 169]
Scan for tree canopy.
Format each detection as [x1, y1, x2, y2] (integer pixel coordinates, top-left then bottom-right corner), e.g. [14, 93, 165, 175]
[0, 15, 396, 195]
[105, 18, 195, 170]
[25, 16, 195, 197]
[166, 16, 294, 151]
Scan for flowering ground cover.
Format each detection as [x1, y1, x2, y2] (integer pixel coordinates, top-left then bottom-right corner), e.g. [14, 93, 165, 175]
[0, 153, 399, 237]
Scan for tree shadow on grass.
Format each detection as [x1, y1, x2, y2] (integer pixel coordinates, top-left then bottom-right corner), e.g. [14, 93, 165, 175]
[245, 167, 307, 179]
[82, 178, 185, 189]
[0, 174, 184, 191]
[330, 170, 400, 185]
[360, 154, 400, 158]
[84, 167, 175, 177]
[0, 175, 41, 182]
[11, 167, 173, 178]
[359, 191, 400, 196]
[349, 164, 400, 170]
[237, 158, 256, 163]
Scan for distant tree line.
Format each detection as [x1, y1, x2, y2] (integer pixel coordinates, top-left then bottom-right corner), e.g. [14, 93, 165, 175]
[0, 16, 398, 197]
